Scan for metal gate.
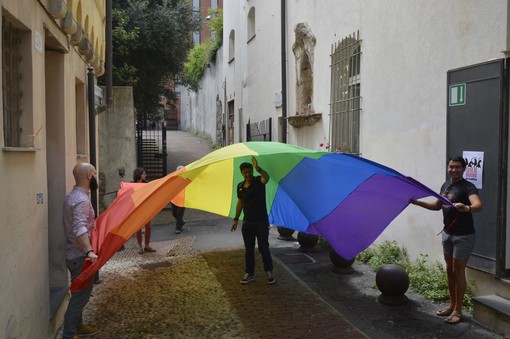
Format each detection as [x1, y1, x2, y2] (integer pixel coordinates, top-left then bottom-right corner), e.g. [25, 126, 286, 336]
[136, 120, 167, 181]
[446, 59, 509, 275]
[246, 118, 272, 141]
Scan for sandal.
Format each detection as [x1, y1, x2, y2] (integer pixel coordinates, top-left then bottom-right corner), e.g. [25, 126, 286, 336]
[137, 248, 144, 254]
[445, 312, 463, 324]
[436, 308, 453, 316]
[144, 247, 156, 253]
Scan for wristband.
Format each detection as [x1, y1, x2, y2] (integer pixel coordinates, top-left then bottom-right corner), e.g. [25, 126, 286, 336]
[86, 250, 94, 257]
[256, 166, 261, 172]
[234, 218, 239, 221]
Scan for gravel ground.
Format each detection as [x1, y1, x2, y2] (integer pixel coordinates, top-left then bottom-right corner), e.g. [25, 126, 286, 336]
[83, 241, 249, 339]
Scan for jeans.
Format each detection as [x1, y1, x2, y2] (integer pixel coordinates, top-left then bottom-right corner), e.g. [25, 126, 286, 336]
[241, 221, 273, 274]
[63, 257, 94, 339]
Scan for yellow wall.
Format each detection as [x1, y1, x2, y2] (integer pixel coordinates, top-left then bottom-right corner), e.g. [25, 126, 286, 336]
[0, 1, 105, 338]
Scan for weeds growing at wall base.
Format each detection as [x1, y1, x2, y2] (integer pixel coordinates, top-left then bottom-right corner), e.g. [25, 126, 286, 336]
[357, 240, 473, 311]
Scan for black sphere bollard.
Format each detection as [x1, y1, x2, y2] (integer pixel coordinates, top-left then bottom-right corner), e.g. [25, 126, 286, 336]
[329, 249, 355, 274]
[375, 264, 410, 306]
[277, 226, 296, 241]
[297, 231, 319, 252]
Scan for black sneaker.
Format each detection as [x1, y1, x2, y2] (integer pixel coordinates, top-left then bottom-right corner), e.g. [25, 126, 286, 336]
[240, 273, 255, 284]
[76, 323, 100, 337]
[175, 222, 184, 234]
[266, 271, 276, 285]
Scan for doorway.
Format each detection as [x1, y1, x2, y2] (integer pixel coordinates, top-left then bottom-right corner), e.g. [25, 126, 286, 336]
[446, 59, 509, 275]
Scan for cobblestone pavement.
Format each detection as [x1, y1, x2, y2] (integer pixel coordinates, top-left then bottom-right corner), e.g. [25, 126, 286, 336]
[87, 235, 365, 338]
[202, 249, 365, 338]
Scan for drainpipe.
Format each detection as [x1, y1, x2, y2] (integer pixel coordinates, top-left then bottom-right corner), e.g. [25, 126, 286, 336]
[88, 66, 98, 217]
[224, 78, 228, 146]
[106, 0, 113, 108]
[280, 0, 287, 143]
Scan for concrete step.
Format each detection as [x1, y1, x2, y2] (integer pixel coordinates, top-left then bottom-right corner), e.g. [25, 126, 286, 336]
[473, 294, 510, 336]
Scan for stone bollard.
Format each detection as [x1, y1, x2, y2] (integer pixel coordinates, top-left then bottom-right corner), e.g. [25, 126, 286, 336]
[297, 231, 319, 252]
[329, 249, 355, 274]
[375, 264, 410, 306]
[277, 226, 296, 241]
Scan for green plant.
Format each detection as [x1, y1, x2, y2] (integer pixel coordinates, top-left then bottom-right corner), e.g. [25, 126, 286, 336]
[182, 43, 209, 91]
[317, 236, 331, 250]
[356, 241, 473, 311]
[356, 240, 407, 271]
[106, 0, 200, 114]
[407, 254, 449, 302]
[181, 9, 223, 91]
[207, 9, 223, 62]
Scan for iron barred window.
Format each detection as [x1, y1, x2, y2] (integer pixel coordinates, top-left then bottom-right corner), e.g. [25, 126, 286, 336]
[329, 31, 361, 154]
[2, 19, 22, 147]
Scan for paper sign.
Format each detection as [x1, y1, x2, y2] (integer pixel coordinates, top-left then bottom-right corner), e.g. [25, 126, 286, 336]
[463, 151, 483, 189]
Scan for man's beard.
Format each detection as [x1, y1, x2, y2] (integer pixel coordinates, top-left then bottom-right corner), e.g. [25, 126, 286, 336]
[90, 176, 98, 190]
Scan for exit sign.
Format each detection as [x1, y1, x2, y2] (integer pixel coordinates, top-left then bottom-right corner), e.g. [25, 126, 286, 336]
[449, 83, 466, 106]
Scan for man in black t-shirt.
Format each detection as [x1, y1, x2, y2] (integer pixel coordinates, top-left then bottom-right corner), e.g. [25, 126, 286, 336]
[231, 157, 275, 285]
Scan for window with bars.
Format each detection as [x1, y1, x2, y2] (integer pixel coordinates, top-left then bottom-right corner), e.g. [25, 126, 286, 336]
[329, 31, 361, 154]
[228, 29, 235, 62]
[2, 18, 23, 147]
[247, 7, 255, 42]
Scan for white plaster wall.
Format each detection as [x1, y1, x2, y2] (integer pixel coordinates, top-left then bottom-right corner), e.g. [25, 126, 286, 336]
[98, 87, 137, 211]
[357, 1, 507, 261]
[183, 0, 509, 263]
[240, 1, 283, 141]
[180, 48, 224, 143]
[286, 0, 508, 263]
[223, 1, 242, 143]
[222, 0, 284, 143]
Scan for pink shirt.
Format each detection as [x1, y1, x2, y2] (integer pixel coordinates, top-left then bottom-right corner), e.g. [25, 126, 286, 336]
[63, 186, 95, 260]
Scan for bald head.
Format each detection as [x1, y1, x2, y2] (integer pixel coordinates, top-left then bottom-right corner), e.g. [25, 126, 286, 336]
[73, 163, 96, 188]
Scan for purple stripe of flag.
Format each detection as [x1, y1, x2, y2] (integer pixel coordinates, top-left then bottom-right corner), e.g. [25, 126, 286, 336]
[308, 174, 440, 260]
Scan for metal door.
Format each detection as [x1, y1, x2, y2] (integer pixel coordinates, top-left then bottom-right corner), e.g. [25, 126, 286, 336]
[446, 59, 508, 275]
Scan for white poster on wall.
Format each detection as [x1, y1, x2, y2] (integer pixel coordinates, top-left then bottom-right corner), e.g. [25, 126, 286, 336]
[462, 151, 484, 189]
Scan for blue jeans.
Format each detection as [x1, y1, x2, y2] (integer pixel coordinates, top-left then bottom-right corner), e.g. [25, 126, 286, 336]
[63, 257, 94, 339]
[241, 221, 273, 274]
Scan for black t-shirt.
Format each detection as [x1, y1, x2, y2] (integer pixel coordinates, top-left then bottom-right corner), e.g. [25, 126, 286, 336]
[440, 179, 478, 235]
[237, 176, 268, 223]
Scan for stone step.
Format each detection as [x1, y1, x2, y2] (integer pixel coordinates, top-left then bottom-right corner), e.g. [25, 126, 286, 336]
[473, 294, 510, 336]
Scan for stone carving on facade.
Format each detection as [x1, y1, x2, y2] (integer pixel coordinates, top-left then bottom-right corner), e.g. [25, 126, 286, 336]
[289, 22, 321, 128]
[216, 95, 223, 146]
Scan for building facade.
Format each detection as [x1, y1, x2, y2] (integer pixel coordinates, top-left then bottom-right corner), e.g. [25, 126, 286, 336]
[180, 0, 510, 333]
[0, 0, 105, 338]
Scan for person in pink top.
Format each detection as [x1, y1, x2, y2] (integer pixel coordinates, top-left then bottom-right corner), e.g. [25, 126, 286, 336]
[133, 168, 156, 254]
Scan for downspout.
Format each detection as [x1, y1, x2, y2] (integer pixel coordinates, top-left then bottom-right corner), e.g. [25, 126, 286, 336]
[88, 67, 98, 217]
[224, 78, 228, 146]
[280, 0, 288, 143]
[106, 0, 113, 108]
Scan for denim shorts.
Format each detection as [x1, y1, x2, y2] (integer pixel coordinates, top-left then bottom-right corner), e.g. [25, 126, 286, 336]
[442, 232, 476, 260]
